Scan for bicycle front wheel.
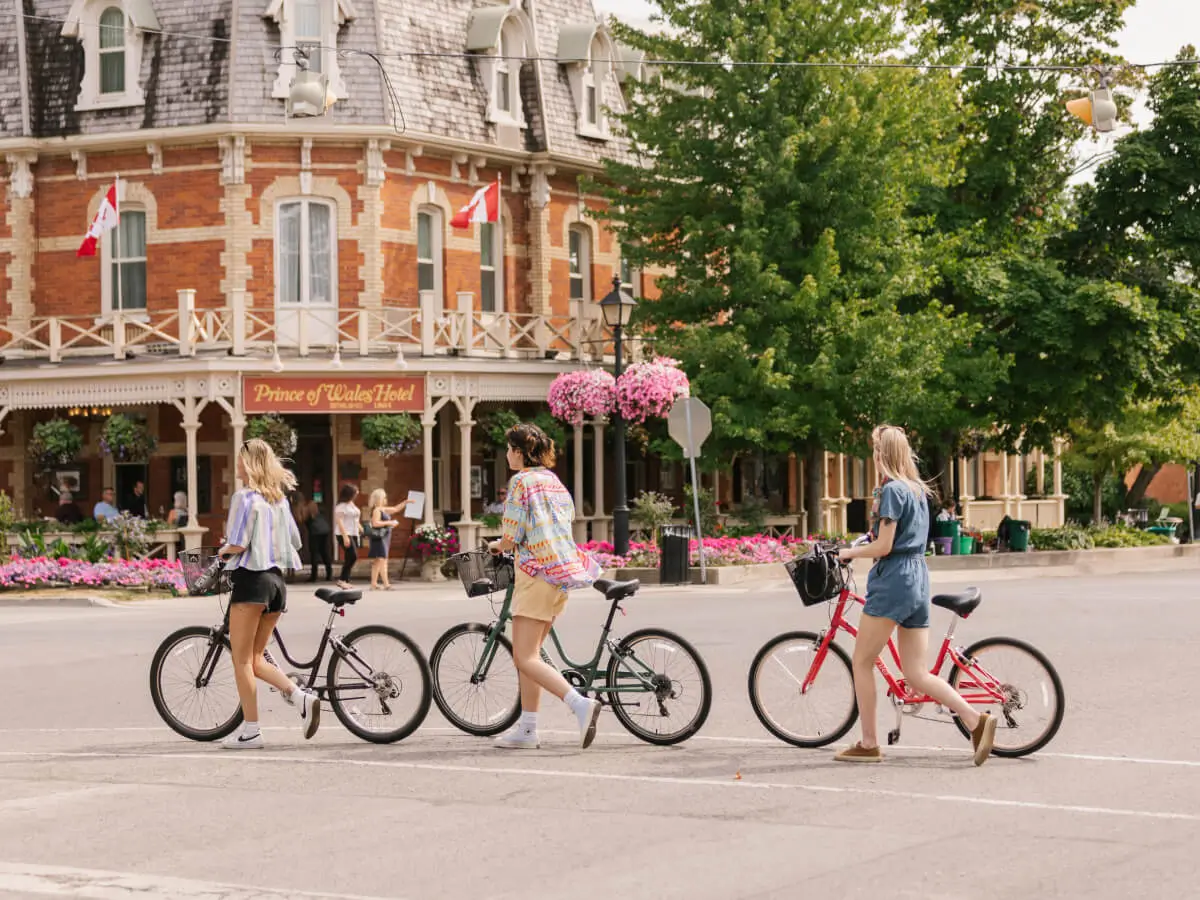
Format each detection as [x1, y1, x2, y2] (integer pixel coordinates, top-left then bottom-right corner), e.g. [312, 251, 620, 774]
[748, 631, 857, 748]
[326, 625, 431, 744]
[949, 636, 1064, 757]
[149, 625, 243, 741]
[605, 628, 711, 745]
[430, 623, 520, 736]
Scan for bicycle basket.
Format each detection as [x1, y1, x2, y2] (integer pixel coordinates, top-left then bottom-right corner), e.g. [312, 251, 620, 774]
[180, 548, 231, 597]
[452, 550, 513, 598]
[784, 549, 845, 607]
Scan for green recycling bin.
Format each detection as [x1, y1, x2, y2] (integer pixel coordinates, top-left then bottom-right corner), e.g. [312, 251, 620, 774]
[933, 519, 960, 540]
[1008, 520, 1031, 552]
[955, 534, 975, 556]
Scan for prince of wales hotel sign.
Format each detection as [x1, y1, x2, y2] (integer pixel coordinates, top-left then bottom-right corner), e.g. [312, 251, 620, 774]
[243, 377, 425, 414]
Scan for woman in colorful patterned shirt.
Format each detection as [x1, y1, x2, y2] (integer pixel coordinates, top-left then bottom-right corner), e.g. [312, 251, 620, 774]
[217, 439, 319, 749]
[489, 423, 602, 751]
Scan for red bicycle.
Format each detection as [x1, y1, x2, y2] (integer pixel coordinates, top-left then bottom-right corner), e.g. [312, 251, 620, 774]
[748, 543, 1064, 756]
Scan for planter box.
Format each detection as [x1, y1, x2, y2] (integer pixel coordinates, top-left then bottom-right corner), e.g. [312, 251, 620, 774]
[5, 529, 183, 561]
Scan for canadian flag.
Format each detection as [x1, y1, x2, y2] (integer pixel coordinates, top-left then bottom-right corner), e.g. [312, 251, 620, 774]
[77, 180, 120, 257]
[450, 178, 500, 229]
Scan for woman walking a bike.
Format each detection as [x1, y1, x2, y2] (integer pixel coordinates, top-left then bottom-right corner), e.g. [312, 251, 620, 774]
[218, 439, 320, 749]
[489, 423, 602, 750]
[835, 425, 998, 765]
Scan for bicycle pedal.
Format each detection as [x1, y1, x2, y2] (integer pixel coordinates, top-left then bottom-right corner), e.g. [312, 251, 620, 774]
[887, 729, 900, 746]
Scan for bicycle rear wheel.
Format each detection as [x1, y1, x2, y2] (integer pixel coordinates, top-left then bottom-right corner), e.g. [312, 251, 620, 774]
[429, 623, 521, 736]
[949, 636, 1064, 757]
[326, 625, 431, 743]
[605, 628, 711, 745]
[748, 630, 857, 748]
[149, 625, 242, 741]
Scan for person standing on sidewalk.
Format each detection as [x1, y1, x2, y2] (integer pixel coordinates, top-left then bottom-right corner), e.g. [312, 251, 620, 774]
[217, 439, 319, 749]
[365, 489, 411, 590]
[489, 422, 602, 751]
[298, 493, 334, 583]
[835, 424, 998, 766]
[334, 484, 361, 589]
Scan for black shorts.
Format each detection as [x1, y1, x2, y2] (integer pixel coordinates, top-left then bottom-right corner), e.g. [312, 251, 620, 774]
[229, 567, 287, 614]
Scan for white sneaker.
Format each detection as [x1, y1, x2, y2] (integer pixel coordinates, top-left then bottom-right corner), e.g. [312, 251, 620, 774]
[577, 698, 601, 749]
[493, 724, 540, 750]
[222, 730, 264, 750]
[295, 690, 321, 740]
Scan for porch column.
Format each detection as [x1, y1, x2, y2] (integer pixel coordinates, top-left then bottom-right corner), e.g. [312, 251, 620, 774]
[421, 416, 436, 526]
[958, 456, 973, 523]
[1001, 452, 1011, 516]
[1036, 448, 1046, 495]
[231, 414, 246, 491]
[821, 452, 833, 534]
[174, 397, 209, 552]
[573, 422, 586, 541]
[836, 452, 849, 534]
[455, 401, 478, 550]
[1051, 439, 1066, 527]
[591, 418, 608, 542]
[1012, 452, 1025, 520]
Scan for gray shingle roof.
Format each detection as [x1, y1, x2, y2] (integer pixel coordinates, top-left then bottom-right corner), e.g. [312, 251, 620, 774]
[3, 0, 633, 167]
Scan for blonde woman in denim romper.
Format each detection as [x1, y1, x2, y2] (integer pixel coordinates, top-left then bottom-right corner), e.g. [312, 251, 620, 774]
[835, 426, 999, 765]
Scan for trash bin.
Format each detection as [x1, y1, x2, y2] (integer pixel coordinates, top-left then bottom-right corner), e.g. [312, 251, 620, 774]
[659, 525, 693, 585]
[955, 534, 975, 556]
[933, 520, 960, 540]
[1008, 520, 1031, 552]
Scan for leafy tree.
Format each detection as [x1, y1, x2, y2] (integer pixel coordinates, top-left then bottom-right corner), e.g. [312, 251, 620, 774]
[597, 0, 967, 531]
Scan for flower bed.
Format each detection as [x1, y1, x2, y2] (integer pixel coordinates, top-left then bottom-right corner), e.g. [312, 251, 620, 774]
[0, 556, 185, 593]
[582, 535, 807, 570]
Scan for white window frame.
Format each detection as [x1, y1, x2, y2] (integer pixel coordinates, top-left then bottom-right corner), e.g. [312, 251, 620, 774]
[480, 218, 504, 314]
[417, 206, 445, 310]
[620, 258, 642, 298]
[569, 225, 592, 302]
[100, 206, 148, 319]
[470, 8, 531, 130]
[62, 0, 158, 111]
[265, 0, 356, 104]
[274, 197, 338, 309]
[576, 37, 610, 138]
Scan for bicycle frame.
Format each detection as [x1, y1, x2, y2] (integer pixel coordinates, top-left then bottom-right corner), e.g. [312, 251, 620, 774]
[469, 580, 665, 700]
[805, 586, 1009, 708]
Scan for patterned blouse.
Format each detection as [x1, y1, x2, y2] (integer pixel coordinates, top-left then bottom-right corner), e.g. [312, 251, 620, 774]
[224, 489, 303, 572]
[502, 467, 600, 589]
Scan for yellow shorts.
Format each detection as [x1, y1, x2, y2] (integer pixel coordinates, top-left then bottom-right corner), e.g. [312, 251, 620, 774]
[512, 568, 568, 622]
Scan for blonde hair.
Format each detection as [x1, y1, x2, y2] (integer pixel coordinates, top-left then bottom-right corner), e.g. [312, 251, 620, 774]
[872, 425, 932, 499]
[366, 488, 388, 518]
[239, 439, 296, 504]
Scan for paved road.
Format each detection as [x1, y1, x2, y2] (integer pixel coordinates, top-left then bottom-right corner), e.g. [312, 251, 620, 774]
[0, 568, 1196, 899]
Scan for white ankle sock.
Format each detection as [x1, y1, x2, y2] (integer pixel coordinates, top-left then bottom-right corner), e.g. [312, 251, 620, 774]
[241, 721, 260, 737]
[563, 688, 590, 717]
[518, 711, 538, 731]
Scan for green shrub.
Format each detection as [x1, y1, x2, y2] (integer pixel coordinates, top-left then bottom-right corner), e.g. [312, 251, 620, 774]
[630, 491, 677, 541]
[734, 494, 769, 532]
[684, 484, 720, 536]
[479, 512, 502, 529]
[360, 414, 421, 456]
[1088, 524, 1171, 548]
[1061, 458, 1125, 525]
[1030, 525, 1094, 551]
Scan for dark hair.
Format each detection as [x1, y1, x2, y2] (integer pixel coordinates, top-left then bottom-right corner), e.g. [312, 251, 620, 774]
[338, 484, 358, 503]
[506, 423, 556, 468]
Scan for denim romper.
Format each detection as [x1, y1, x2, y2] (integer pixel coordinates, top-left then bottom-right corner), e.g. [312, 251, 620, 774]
[864, 480, 930, 629]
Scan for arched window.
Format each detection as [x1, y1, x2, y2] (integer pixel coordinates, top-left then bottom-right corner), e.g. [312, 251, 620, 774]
[98, 7, 125, 94]
[569, 225, 592, 302]
[417, 207, 444, 307]
[584, 38, 604, 127]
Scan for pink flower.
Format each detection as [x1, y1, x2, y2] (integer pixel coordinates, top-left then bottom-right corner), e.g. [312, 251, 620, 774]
[548, 370, 616, 425]
[615, 357, 690, 424]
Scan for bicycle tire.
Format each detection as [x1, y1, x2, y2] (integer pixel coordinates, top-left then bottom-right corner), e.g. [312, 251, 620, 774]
[605, 628, 711, 746]
[326, 625, 432, 744]
[149, 625, 243, 741]
[430, 622, 521, 737]
[748, 630, 858, 748]
[948, 635, 1064, 758]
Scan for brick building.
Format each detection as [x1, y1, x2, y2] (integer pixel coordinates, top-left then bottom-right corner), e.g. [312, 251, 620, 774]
[0, 1, 1065, 555]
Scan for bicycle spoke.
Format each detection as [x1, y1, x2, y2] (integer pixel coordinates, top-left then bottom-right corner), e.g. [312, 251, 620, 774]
[749, 632, 857, 748]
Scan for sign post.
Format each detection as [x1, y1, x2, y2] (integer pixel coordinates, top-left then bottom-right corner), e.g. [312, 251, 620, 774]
[668, 397, 713, 582]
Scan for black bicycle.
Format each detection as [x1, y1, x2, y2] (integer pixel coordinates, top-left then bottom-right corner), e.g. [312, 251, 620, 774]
[150, 550, 432, 744]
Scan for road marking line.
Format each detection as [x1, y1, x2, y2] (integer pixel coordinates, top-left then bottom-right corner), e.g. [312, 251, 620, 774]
[0, 862, 396, 899]
[2, 727, 1200, 769]
[0, 749, 1196, 824]
[0, 784, 131, 815]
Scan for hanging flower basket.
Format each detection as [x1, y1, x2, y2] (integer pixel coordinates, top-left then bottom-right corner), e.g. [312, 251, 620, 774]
[99, 414, 157, 463]
[361, 414, 422, 457]
[547, 370, 616, 425]
[246, 414, 298, 459]
[615, 357, 690, 424]
[28, 419, 84, 472]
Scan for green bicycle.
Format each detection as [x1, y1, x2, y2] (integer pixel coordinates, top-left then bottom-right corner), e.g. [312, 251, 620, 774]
[430, 550, 712, 745]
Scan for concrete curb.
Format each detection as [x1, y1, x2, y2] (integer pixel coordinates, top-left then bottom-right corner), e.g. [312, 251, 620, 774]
[0, 594, 124, 608]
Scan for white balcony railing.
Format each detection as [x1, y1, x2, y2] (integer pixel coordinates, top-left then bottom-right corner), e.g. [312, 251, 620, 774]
[1, 290, 612, 365]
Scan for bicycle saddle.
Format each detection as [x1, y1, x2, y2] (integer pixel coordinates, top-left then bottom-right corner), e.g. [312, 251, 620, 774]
[931, 587, 981, 618]
[315, 587, 362, 606]
[593, 578, 640, 601]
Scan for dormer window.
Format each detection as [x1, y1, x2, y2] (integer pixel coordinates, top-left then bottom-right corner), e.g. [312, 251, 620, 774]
[265, 0, 356, 104]
[467, 5, 533, 139]
[558, 24, 615, 139]
[62, 0, 159, 111]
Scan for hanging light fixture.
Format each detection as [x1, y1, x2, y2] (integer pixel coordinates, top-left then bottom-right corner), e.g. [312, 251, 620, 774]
[331, 344, 344, 369]
[286, 50, 335, 118]
[271, 344, 284, 373]
[395, 344, 408, 369]
[1066, 69, 1118, 133]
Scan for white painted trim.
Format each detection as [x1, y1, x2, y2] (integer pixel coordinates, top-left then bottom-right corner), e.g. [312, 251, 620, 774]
[265, 0, 355, 103]
[416, 205, 445, 313]
[12, 0, 30, 136]
[273, 195, 339, 309]
[64, 0, 153, 112]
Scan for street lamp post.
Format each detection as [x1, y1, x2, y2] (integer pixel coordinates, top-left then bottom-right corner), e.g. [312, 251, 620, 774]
[600, 275, 638, 557]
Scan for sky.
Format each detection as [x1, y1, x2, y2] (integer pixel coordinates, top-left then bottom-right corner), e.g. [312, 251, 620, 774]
[592, 0, 1199, 144]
